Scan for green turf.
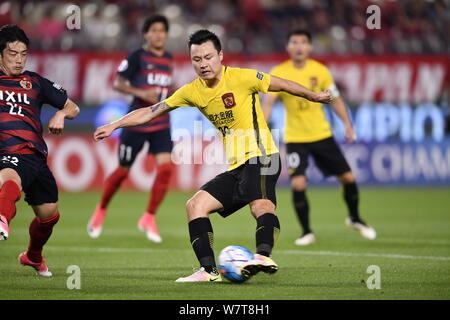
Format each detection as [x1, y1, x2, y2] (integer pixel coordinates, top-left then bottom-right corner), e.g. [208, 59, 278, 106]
[1, 187, 449, 300]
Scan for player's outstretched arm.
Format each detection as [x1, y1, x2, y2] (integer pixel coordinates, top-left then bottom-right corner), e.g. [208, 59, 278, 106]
[48, 99, 80, 134]
[331, 96, 356, 143]
[94, 101, 173, 141]
[268, 75, 334, 104]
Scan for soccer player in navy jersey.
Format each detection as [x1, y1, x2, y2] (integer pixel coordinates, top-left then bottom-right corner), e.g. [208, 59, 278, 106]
[0, 25, 80, 276]
[87, 15, 174, 243]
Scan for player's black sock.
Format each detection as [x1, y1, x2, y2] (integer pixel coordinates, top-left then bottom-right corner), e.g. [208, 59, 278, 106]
[343, 182, 362, 223]
[293, 190, 312, 235]
[188, 217, 216, 273]
[255, 213, 280, 257]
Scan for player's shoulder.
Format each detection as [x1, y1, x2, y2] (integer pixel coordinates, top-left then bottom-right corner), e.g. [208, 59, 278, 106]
[127, 47, 145, 59]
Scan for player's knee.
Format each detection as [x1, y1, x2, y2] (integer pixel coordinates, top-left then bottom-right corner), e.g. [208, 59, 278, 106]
[250, 199, 275, 216]
[291, 175, 307, 191]
[0, 169, 22, 190]
[338, 172, 355, 184]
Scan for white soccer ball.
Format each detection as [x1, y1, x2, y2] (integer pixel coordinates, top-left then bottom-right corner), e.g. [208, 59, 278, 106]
[218, 245, 254, 283]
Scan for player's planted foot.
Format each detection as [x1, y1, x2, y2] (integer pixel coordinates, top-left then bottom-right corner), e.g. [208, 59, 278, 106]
[87, 205, 106, 239]
[294, 232, 316, 246]
[175, 267, 222, 282]
[0, 214, 10, 240]
[138, 212, 162, 243]
[18, 251, 52, 277]
[241, 254, 278, 279]
[345, 217, 377, 240]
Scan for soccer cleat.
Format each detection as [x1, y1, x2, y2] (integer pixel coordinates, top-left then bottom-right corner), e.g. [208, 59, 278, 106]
[87, 205, 106, 239]
[175, 267, 222, 282]
[294, 233, 316, 246]
[138, 212, 162, 243]
[345, 217, 377, 240]
[241, 254, 278, 279]
[18, 252, 52, 277]
[0, 214, 10, 240]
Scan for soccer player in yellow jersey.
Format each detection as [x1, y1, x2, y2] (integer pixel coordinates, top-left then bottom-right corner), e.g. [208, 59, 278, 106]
[94, 30, 333, 282]
[263, 30, 376, 246]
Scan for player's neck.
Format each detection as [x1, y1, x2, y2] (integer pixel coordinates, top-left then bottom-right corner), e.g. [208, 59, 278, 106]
[204, 67, 223, 88]
[143, 44, 164, 56]
[292, 58, 307, 69]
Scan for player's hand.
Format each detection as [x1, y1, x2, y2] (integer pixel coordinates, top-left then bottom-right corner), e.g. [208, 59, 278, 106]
[48, 110, 66, 134]
[312, 89, 334, 104]
[137, 88, 160, 104]
[345, 126, 357, 143]
[94, 124, 116, 141]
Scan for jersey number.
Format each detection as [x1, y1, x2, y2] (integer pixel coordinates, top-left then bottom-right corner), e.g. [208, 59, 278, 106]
[8, 102, 25, 117]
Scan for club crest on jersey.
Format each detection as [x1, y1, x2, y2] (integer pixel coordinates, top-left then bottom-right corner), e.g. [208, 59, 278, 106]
[20, 79, 32, 90]
[310, 77, 318, 88]
[221, 92, 236, 109]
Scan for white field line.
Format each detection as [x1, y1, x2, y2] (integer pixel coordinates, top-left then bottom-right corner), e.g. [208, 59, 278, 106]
[5, 245, 450, 261]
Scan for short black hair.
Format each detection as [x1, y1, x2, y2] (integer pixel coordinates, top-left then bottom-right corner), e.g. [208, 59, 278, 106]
[142, 15, 169, 33]
[287, 29, 312, 43]
[0, 25, 29, 53]
[188, 29, 222, 52]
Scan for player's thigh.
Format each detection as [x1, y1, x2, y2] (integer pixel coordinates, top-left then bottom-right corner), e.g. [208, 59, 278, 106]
[147, 128, 173, 161]
[117, 129, 146, 167]
[286, 143, 309, 178]
[24, 162, 59, 209]
[31, 202, 59, 220]
[186, 190, 225, 221]
[310, 137, 351, 177]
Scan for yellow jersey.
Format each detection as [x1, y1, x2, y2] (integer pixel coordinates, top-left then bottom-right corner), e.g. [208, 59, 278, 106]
[165, 66, 279, 171]
[270, 58, 337, 143]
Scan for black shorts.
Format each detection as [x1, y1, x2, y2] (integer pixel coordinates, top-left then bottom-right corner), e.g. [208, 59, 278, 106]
[118, 128, 173, 167]
[200, 154, 281, 218]
[286, 137, 351, 178]
[0, 153, 58, 205]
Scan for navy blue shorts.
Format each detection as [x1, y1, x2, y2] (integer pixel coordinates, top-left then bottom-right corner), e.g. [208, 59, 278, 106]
[0, 153, 58, 205]
[118, 128, 173, 167]
[286, 137, 351, 178]
[200, 154, 281, 218]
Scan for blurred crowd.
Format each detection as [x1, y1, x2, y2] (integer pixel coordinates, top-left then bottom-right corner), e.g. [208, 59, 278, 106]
[0, 0, 449, 54]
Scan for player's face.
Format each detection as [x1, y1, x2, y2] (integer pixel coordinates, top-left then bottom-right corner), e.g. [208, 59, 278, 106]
[0, 41, 27, 76]
[144, 22, 168, 50]
[286, 35, 312, 62]
[190, 41, 223, 80]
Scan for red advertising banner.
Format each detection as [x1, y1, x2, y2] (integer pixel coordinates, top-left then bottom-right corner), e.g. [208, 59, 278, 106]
[28, 52, 449, 105]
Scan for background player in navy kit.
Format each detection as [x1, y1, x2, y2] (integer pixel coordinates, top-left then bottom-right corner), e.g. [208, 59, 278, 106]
[87, 15, 174, 243]
[0, 25, 80, 276]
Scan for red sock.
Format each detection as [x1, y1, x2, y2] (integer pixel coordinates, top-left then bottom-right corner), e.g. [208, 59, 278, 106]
[147, 163, 173, 215]
[100, 167, 129, 209]
[0, 180, 21, 223]
[27, 212, 60, 263]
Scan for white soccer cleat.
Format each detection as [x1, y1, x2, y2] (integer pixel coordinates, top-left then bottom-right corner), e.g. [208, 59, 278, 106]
[0, 214, 10, 240]
[345, 217, 377, 240]
[138, 213, 162, 243]
[294, 233, 316, 246]
[175, 267, 222, 282]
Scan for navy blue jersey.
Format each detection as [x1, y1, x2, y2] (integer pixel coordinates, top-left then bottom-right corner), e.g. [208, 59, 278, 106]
[0, 70, 67, 156]
[117, 48, 173, 133]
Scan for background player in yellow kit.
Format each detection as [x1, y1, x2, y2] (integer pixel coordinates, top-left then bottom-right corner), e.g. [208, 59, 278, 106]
[263, 30, 376, 246]
[94, 29, 333, 282]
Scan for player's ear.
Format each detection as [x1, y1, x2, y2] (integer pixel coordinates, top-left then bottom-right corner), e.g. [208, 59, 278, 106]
[219, 50, 223, 62]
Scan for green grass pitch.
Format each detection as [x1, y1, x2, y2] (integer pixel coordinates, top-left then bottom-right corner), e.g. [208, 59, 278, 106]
[1, 187, 449, 300]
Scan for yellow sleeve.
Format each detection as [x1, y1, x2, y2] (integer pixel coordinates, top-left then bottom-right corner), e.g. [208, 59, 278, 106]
[164, 84, 195, 108]
[240, 68, 271, 94]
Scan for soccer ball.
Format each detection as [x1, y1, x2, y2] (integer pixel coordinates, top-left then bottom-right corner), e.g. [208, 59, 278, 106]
[218, 245, 254, 283]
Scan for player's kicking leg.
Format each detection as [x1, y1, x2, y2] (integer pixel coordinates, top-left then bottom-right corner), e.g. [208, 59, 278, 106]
[241, 200, 280, 279]
[339, 172, 376, 240]
[0, 169, 22, 240]
[19, 203, 59, 277]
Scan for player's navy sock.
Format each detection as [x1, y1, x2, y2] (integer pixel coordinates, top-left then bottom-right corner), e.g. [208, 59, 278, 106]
[0, 180, 21, 223]
[293, 190, 312, 235]
[188, 217, 216, 273]
[255, 213, 280, 257]
[342, 182, 362, 222]
[99, 167, 129, 209]
[27, 212, 60, 263]
[146, 163, 173, 215]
